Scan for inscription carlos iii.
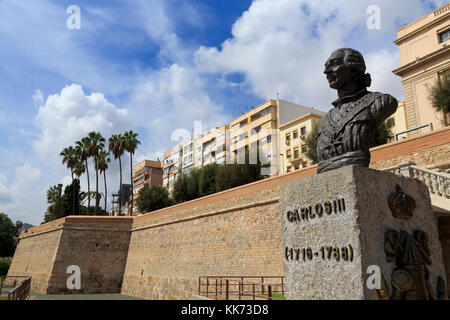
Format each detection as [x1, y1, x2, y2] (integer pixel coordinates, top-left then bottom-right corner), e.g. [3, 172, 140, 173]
[286, 198, 346, 223]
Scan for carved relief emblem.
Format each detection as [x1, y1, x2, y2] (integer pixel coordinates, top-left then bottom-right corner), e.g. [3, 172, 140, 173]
[388, 185, 416, 220]
[378, 229, 446, 300]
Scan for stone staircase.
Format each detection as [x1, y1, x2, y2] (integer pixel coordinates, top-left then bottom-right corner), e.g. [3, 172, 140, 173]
[382, 162, 450, 214]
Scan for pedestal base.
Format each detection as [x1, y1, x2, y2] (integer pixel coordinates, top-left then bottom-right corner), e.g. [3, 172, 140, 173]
[280, 165, 447, 300]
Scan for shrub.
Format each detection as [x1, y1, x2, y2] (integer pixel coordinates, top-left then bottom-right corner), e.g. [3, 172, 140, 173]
[0, 258, 11, 276]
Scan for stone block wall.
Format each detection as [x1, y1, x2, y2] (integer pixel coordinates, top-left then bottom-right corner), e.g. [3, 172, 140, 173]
[121, 187, 283, 300]
[7, 219, 64, 293]
[8, 217, 133, 294]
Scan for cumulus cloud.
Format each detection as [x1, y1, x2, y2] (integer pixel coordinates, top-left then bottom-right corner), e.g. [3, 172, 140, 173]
[0, 164, 43, 224]
[32, 84, 129, 164]
[129, 63, 229, 159]
[194, 0, 444, 110]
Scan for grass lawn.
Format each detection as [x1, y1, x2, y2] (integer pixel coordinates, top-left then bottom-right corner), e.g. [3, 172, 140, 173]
[260, 293, 286, 300]
[0, 297, 8, 300]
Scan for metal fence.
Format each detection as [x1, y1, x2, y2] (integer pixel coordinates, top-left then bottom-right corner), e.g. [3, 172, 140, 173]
[198, 276, 285, 300]
[0, 276, 32, 300]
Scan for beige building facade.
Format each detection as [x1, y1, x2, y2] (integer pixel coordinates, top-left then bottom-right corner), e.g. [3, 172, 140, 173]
[393, 3, 450, 135]
[163, 145, 183, 194]
[131, 160, 163, 215]
[230, 99, 322, 176]
[279, 111, 325, 174]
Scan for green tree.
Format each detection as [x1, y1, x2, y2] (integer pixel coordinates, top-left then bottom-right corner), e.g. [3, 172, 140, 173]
[97, 150, 111, 213]
[87, 132, 106, 215]
[60, 146, 77, 180]
[136, 185, 172, 213]
[76, 137, 92, 214]
[199, 164, 219, 197]
[60, 146, 78, 214]
[304, 121, 319, 164]
[173, 155, 263, 204]
[61, 179, 83, 217]
[429, 78, 450, 126]
[109, 134, 126, 215]
[371, 122, 392, 148]
[123, 130, 141, 214]
[43, 185, 60, 223]
[0, 213, 18, 257]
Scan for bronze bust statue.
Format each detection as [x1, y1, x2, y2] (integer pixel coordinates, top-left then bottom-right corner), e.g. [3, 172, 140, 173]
[317, 48, 398, 174]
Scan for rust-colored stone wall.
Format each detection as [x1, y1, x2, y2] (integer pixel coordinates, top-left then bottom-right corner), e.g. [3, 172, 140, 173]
[121, 188, 282, 300]
[8, 217, 132, 294]
[7, 221, 63, 293]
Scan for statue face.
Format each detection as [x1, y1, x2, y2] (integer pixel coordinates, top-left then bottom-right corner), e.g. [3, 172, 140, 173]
[324, 50, 354, 90]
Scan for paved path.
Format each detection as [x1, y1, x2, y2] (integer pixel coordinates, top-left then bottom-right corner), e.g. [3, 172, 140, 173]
[31, 292, 143, 300]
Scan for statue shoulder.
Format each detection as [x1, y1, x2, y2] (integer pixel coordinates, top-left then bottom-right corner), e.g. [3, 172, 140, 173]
[368, 91, 398, 107]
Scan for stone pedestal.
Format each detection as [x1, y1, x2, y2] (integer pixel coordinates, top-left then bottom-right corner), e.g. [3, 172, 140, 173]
[280, 165, 448, 300]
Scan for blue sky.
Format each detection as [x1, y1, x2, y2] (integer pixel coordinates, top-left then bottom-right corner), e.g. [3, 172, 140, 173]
[0, 0, 446, 225]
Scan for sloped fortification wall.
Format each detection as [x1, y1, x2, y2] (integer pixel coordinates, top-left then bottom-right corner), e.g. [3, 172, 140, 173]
[7, 220, 64, 293]
[8, 217, 133, 294]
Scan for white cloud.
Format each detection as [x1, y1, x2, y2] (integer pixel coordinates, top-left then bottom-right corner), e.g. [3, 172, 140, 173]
[32, 84, 129, 164]
[194, 0, 444, 110]
[0, 164, 43, 224]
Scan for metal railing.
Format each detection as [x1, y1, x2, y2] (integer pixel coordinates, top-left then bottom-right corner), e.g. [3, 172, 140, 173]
[382, 162, 449, 199]
[198, 276, 285, 300]
[394, 123, 433, 141]
[0, 276, 31, 300]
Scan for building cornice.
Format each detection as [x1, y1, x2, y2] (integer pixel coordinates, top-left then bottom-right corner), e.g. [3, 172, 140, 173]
[394, 12, 449, 46]
[392, 45, 450, 76]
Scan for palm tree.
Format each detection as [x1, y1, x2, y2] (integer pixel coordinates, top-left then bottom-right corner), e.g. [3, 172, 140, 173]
[75, 138, 92, 214]
[109, 134, 125, 216]
[73, 159, 86, 215]
[97, 150, 111, 214]
[60, 146, 78, 215]
[87, 132, 106, 215]
[60, 146, 77, 180]
[124, 130, 141, 216]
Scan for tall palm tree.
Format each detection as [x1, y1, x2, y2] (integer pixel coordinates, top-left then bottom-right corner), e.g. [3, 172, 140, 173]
[124, 130, 141, 216]
[97, 150, 111, 214]
[60, 146, 77, 180]
[60, 146, 78, 215]
[73, 159, 86, 215]
[109, 134, 125, 216]
[76, 138, 91, 214]
[87, 132, 106, 215]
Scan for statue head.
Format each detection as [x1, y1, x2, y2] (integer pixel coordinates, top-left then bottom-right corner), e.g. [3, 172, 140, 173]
[323, 48, 372, 91]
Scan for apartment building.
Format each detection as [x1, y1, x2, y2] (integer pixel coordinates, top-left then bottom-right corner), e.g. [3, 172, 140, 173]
[279, 110, 325, 174]
[163, 145, 183, 194]
[393, 3, 450, 135]
[229, 99, 322, 176]
[130, 160, 163, 215]
[385, 101, 409, 141]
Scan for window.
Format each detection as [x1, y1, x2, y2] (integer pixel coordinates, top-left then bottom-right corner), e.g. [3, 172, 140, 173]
[294, 147, 300, 159]
[300, 127, 306, 135]
[301, 144, 307, 153]
[287, 166, 292, 173]
[439, 30, 450, 43]
[294, 163, 300, 170]
[286, 149, 292, 159]
[293, 130, 298, 139]
[260, 106, 272, 117]
[302, 161, 308, 168]
[286, 133, 291, 141]
[386, 118, 395, 129]
[266, 135, 272, 144]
